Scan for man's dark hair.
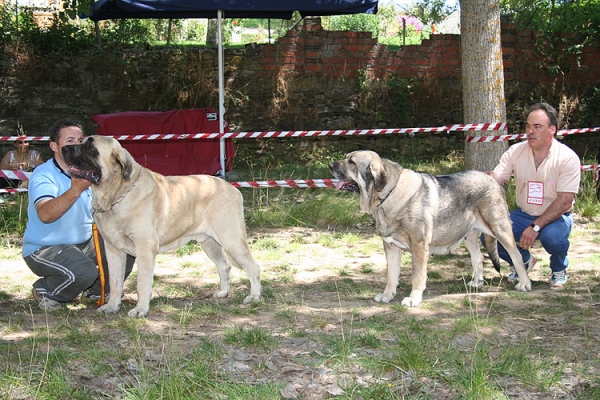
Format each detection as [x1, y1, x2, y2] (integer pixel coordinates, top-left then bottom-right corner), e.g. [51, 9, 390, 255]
[529, 103, 559, 130]
[48, 119, 83, 143]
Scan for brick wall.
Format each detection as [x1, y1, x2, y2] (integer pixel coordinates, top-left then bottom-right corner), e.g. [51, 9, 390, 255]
[1, 17, 599, 162]
[257, 17, 600, 84]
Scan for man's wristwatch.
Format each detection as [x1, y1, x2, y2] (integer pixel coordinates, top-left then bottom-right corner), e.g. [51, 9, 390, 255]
[530, 223, 541, 233]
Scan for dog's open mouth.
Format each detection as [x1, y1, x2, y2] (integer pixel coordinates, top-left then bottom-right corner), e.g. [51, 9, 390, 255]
[335, 179, 359, 193]
[68, 166, 100, 185]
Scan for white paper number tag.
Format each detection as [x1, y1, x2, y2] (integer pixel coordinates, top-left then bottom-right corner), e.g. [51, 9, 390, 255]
[527, 181, 544, 205]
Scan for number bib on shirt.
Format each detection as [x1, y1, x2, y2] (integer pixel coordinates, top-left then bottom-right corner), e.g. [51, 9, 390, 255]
[527, 181, 544, 205]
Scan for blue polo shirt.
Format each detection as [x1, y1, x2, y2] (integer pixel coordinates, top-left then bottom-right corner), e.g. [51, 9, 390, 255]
[22, 158, 93, 257]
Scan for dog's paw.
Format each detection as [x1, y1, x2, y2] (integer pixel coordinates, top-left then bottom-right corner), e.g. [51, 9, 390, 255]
[515, 280, 532, 292]
[467, 279, 484, 288]
[401, 296, 422, 307]
[128, 307, 149, 318]
[212, 289, 229, 299]
[97, 303, 120, 315]
[242, 294, 260, 304]
[373, 292, 394, 303]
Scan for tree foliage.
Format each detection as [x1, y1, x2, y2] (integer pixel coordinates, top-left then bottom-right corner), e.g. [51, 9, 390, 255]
[501, 0, 600, 39]
[326, 13, 381, 37]
[500, 0, 600, 74]
[324, 3, 412, 39]
[411, 0, 458, 24]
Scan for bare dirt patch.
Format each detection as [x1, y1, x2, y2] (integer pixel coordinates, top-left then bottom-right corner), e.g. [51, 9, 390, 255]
[1, 218, 599, 399]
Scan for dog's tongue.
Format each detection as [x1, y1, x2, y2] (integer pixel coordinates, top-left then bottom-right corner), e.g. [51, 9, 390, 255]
[335, 180, 346, 190]
[68, 166, 83, 176]
[68, 166, 99, 184]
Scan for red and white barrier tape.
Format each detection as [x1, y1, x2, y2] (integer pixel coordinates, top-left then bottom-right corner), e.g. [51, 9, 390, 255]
[466, 127, 600, 142]
[1, 123, 597, 193]
[0, 188, 28, 194]
[230, 179, 337, 189]
[4, 125, 600, 143]
[0, 123, 507, 142]
[0, 173, 340, 192]
[0, 136, 50, 142]
[4, 166, 598, 193]
[466, 133, 527, 142]
[558, 127, 600, 135]
[0, 170, 32, 180]
[1, 179, 338, 192]
[178, 123, 507, 140]
[582, 164, 597, 172]
[0, 170, 30, 194]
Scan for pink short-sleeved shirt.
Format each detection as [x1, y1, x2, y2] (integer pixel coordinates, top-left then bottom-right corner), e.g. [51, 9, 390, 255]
[493, 139, 581, 216]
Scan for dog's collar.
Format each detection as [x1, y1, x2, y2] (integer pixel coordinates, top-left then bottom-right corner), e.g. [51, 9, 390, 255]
[93, 181, 138, 214]
[377, 187, 394, 207]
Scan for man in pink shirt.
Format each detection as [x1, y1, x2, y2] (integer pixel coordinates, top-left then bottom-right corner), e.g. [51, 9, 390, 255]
[491, 103, 581, 289]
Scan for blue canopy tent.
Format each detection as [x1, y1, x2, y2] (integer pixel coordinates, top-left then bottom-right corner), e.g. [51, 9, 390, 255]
[87, 0, 378, 20]
[86, 0, 379, 175]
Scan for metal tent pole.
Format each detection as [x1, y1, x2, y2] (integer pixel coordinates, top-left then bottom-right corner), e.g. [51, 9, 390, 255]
[217, 10, 226, 178]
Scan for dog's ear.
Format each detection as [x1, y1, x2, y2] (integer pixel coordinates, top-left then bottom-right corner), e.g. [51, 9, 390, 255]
[113, 147, 133, 181]
[367, 158, 388, 192]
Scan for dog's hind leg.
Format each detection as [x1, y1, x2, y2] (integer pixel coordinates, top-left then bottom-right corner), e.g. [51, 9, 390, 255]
[492, 223, 532, 292]
[465, 230, 485, 288]
[222, 242, 261, 304]
[374, 240, 402, 304]
[200, 237, 232, 299]
[480, 201, 532, 292]
[202, 235, 261, 304]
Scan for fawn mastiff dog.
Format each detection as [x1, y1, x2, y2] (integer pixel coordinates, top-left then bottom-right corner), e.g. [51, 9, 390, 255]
[63, 136, 261, 318]
[330, 150, 531, 307]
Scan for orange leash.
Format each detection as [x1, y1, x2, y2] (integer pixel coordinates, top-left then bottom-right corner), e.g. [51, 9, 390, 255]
[92, 223, 107, 307]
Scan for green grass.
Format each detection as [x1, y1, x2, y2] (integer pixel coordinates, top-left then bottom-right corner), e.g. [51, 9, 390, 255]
[1, 153, 599, 399]
[224, 326, 278, 349]
[0, 194, 27, 246]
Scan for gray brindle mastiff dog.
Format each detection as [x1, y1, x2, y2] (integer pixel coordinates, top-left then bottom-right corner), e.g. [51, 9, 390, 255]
[63, 135, 261, 318]
[330, 150, 531, 307]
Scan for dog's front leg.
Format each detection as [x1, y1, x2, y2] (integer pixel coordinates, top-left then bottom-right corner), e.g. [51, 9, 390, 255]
[374, 240, 402, 303]
[402, 242, 428, 307]
[98, 242, 126, 315]
[129, 251, 156, 318]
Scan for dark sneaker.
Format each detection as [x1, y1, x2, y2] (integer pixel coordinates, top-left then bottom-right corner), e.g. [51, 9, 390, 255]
[549, 270, 568, 289]
[81, 290, 109, 302]
[507, 257, 536, 284]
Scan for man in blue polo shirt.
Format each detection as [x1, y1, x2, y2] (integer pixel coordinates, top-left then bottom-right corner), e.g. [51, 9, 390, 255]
[23, 119, 134, 311]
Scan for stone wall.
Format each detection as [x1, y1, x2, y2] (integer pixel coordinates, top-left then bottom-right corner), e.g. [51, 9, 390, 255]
[1, 17, 599, 164]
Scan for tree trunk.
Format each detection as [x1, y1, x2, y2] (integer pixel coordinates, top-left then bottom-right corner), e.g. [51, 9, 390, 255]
[459, 0, 507, 172]
[206, 19, 218, 46]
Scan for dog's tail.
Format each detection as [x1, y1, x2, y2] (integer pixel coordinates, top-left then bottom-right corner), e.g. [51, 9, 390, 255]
[483, 234, 502, 273]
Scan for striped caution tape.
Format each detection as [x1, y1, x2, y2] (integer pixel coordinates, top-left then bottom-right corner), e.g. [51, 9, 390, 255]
[466, 127, 600, 142]
[0, 123, 507, 142]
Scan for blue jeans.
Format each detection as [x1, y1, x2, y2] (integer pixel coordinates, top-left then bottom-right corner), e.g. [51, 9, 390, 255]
[497, 208, 572, 273]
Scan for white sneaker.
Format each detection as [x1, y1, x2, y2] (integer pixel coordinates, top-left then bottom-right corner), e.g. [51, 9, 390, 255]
[38, 297, 61, 311]
[32, 289, 61, 311]
[507, 257, 536, 284]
